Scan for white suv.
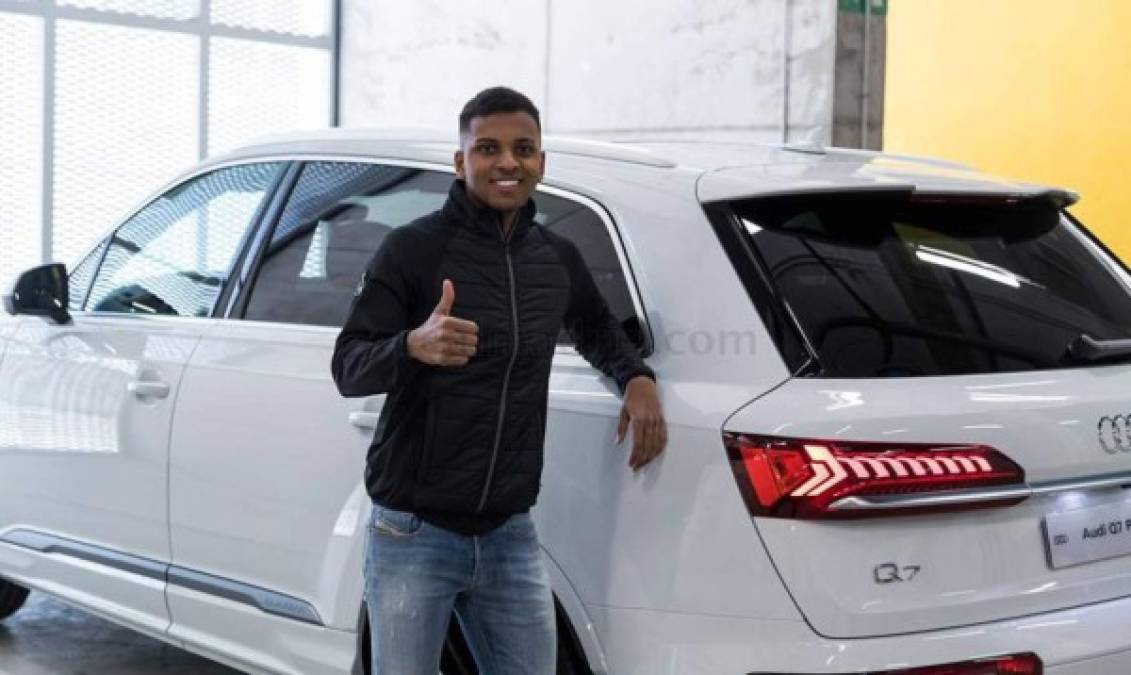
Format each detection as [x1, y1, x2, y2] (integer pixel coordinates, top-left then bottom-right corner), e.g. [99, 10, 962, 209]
[3, 131, 1131, 674]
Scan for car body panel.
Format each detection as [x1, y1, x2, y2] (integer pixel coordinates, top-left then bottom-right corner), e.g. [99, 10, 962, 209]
[588, 591, 1131, 674]
[530, 161, 797, 621]
[165, 581, 358, 675]
[541, 354, 798, 621]
[0, 313, 211, 634]
[728, 369, 1131, 638]
[167, 320, 371, 632]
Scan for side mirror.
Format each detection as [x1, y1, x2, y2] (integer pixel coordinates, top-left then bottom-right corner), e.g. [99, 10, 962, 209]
[3, 263, 72, 325]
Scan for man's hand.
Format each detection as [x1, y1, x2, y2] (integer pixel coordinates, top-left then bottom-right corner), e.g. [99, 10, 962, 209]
[615, 376, 667, 471]
[407, 279, 479, 366]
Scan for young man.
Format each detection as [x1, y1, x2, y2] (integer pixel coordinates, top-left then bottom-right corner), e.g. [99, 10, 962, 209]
[331, 86, 666, 674]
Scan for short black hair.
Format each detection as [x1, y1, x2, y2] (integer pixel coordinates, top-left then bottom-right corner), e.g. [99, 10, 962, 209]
[459, 86, 541, 138]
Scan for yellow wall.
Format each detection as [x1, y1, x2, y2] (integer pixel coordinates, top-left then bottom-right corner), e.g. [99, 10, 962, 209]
[884, 0, 1131, 260]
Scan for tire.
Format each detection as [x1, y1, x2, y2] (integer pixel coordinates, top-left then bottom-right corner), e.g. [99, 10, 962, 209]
[0, 578, 30, 620]
[553, 603, 591, 675]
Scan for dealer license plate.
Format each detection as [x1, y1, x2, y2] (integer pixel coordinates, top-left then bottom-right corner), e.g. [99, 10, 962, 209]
[1044, 500, 1131, 569]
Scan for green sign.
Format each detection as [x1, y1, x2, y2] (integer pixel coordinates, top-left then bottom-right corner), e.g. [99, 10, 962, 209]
[839, 0, 888, 16]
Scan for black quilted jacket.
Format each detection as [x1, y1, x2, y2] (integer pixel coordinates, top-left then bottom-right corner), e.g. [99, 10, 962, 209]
[331, 180, 654, 535]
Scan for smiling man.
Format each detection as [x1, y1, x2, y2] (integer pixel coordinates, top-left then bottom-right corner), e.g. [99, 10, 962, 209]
[332, 86, 666, 674]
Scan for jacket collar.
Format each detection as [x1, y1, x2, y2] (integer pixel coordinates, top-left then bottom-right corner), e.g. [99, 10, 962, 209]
[442, 179, 537, 243]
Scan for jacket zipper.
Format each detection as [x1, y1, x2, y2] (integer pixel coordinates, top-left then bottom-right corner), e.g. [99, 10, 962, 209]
[477, 220, 520, 513]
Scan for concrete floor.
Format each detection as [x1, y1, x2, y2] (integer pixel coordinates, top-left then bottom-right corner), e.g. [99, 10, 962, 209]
[0, 592, 238, 674]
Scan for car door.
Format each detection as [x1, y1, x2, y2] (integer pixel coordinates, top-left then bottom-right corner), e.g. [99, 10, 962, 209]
[164, 161, 452, 674]
[0, 160, 284, 638]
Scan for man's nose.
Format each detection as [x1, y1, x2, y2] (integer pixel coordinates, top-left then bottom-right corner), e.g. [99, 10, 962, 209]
[498, 150, 519, 170]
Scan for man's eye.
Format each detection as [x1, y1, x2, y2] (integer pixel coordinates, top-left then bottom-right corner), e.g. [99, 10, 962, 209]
[516, 146, 535, 156]
[475, 144, 495, 153]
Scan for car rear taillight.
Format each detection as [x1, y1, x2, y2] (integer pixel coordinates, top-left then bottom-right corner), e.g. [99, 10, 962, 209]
[881, 652, 1042, 674]
[724, 433, 1026, 519]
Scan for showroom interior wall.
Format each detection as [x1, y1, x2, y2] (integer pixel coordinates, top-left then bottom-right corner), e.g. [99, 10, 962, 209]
[884, 0, 1131, 260]
[0, 0, 338, 287]
[340, 0, 838, 144]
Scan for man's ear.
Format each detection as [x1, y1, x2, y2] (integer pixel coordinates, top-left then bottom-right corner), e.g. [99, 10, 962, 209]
[454, 150, 466, 179]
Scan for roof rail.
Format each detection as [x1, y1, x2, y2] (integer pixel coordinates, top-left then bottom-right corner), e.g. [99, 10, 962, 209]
[243, 128, 676, 167]
[541, 136, 676, 168]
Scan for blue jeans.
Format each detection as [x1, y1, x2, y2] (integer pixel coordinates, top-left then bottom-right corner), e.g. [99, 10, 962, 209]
[363, 506, 557, 675]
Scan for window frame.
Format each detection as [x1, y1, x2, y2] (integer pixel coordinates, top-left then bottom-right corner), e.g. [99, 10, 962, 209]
[71, 158, 293, 318]
[225, 156, 655, 356]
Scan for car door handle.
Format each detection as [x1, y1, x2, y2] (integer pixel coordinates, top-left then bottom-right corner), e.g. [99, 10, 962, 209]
[127, 380, 170, 399]
[349, 412, 382, 430]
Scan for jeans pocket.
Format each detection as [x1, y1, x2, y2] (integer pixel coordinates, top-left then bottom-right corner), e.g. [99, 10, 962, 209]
[504, 512, 537, 539]
[370, 506, 423, 537]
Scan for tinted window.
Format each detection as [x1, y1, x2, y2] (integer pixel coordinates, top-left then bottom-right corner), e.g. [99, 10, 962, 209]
[534, 192, 637, 344]
[86, 162, 282, 316]
[737, 193, 1131, 377]
[243, 163, 639, 338]
[243, 163, 448, 327]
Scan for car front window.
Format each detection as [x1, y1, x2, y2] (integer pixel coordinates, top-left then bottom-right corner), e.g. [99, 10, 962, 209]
[84, 162, 284, 317]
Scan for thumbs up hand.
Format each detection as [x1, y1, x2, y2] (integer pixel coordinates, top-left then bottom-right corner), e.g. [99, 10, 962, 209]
[407, 279, 480, 366]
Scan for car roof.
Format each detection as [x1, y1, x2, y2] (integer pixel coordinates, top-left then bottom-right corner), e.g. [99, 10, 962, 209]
[208, 128, 1078, 206]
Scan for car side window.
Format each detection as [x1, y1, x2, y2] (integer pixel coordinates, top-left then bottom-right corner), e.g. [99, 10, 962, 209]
[240, 163, 639, 339]
[534, 192, 638, 346]
[85, 162, 284, 316]
[242, 162, 450, 327]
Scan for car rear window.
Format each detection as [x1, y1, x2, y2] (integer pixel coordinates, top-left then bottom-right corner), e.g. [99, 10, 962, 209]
[732, 192, 1131, 377]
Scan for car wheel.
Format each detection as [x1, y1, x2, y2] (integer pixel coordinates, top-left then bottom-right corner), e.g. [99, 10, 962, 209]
[553, 605, 591, 675]
[0, 579, 30, 620]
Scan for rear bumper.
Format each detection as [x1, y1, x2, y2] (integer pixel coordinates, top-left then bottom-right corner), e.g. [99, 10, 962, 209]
[588, 595, 1131, 674]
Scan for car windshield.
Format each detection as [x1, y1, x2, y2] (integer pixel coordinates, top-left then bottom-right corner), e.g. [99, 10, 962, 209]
[734, 192, 1131, 377]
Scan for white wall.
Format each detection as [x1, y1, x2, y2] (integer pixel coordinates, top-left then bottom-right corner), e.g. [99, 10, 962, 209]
[340, 0, 836, 144]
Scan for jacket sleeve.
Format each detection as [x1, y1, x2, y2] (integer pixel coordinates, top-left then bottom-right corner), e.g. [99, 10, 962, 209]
[557, 236, 655, 394]
[331, 230, 422, 397]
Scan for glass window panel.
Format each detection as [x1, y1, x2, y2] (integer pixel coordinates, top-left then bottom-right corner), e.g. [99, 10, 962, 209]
[0, 12, 44, 288]
[737, 194, 1131, 376]
[535, 192, 638, 345]
[244, 163, 447, 327]
[211, 0, 330, 38]
[207, 37, 330, 155]
[87, 162, 282, 316]
[58, 0, 200, 20]
[53, 20, 199, 267]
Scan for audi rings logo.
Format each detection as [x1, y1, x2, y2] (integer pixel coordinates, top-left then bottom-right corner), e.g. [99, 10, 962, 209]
[1098, 415, 1131, 454]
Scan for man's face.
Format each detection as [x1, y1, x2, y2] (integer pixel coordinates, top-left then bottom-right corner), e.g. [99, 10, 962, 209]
[455, 111, 545, 216]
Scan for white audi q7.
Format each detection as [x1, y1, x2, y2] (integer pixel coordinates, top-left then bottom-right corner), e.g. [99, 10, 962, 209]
[3, 131, 1131, 674]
